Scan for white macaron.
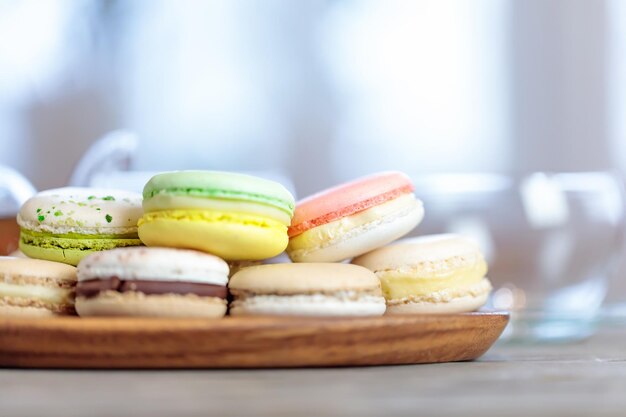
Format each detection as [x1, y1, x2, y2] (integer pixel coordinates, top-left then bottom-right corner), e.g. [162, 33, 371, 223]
[228, 263, 386, 316]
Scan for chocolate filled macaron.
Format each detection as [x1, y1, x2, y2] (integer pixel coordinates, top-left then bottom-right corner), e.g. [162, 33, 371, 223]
[75, 247, 229, 318]
[228, 263, 386, 316]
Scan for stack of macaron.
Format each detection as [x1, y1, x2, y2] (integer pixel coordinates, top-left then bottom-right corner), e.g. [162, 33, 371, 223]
[284, 171, 491, 314]
[1, 169, 491, 318]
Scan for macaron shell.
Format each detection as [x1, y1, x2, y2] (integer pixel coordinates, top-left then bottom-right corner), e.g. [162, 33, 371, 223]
[143, 171, 295, 217]
[0, 304, 65, 317]
[0, 256, 77, 280]
[77, 247, 229, 285]
[19, 237, 142, 266]
[75, 292, 227, 318]
[289, 171, 414, 236]
[228, 263, 381, 293]
[18, 187, 143, 235]
[287, 194, 424, 263]
[351, 234, 483, 269]
[138, 210, 288, 261]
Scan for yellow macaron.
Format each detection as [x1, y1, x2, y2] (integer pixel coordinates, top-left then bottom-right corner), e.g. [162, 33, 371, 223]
[352, 234, 492, 314]
[138, 171, 295, 260]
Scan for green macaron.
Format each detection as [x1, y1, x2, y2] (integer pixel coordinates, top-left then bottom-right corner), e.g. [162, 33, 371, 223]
[138, 171, 295, 260]
[17, 188, 143, 265]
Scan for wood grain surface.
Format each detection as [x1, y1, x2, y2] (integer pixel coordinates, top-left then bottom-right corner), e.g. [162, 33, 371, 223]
[0, 217, 19, 255]
[2, 325, 625, 417]
[0, 312, 508, 368]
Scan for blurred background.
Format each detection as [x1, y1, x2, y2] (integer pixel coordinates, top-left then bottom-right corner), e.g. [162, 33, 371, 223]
[2, 0, 625, 192]
[2, 0, 626, 334]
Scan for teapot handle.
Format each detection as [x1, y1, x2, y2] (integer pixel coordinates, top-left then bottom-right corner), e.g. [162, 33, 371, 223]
[69, 130, 139, 187]
[0, 165, 36, 208]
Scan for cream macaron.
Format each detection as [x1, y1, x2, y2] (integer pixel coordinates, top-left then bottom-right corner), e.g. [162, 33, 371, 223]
[75, 247, 229, 318]
[352, 234, 492, 314]
[0, 256, 77, 316]
[228, 263, 386, 316]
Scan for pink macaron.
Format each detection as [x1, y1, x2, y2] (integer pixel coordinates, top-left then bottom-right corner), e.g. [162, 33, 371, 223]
[286, 172, 424, 262]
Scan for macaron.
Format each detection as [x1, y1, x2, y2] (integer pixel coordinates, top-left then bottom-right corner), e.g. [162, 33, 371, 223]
[17, 187, 143, 266]
[352, 234, 492, 314]
[227, 260, 263, 278]
[75, 247, 229, 318]
[228, 263, 386, 316]
[287, 171, 424, 263]
[138, 171, 295, 260]
[0, 256, 77, 316]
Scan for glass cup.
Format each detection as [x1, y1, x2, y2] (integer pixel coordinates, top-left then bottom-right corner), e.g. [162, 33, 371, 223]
[410, 172, 625, 342]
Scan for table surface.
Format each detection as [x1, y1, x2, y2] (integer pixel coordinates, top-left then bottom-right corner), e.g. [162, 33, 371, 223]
[2, 323, 626, 417]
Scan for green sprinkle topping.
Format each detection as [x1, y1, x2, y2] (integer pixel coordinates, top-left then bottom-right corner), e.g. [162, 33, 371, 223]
[78, 202, 86, 207]
[96, 208, 101, 211]
[36, 208, 41, 213]
[105, 214, 113, 223]
[87, 196, 96, 200]
[38, 215, 45, 222]
[54, 211, 63, 217]
[103, 196, 115, 201]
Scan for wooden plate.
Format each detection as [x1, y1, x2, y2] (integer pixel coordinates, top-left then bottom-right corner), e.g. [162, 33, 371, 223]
[0, 312, 508, 368]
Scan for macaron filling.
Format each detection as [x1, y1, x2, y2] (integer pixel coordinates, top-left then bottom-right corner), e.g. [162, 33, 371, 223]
[138, 210, 286, 230]
[229, 290, 386, 316]
[77, 278, 228, 299]
[231, 288, 382, 299]
[386, 279, 492, 306]
[379, 260, 488, 301]
[288, 184, 414, 237]
[20, 229, 141, 251]
[0, 281, 75, 311]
